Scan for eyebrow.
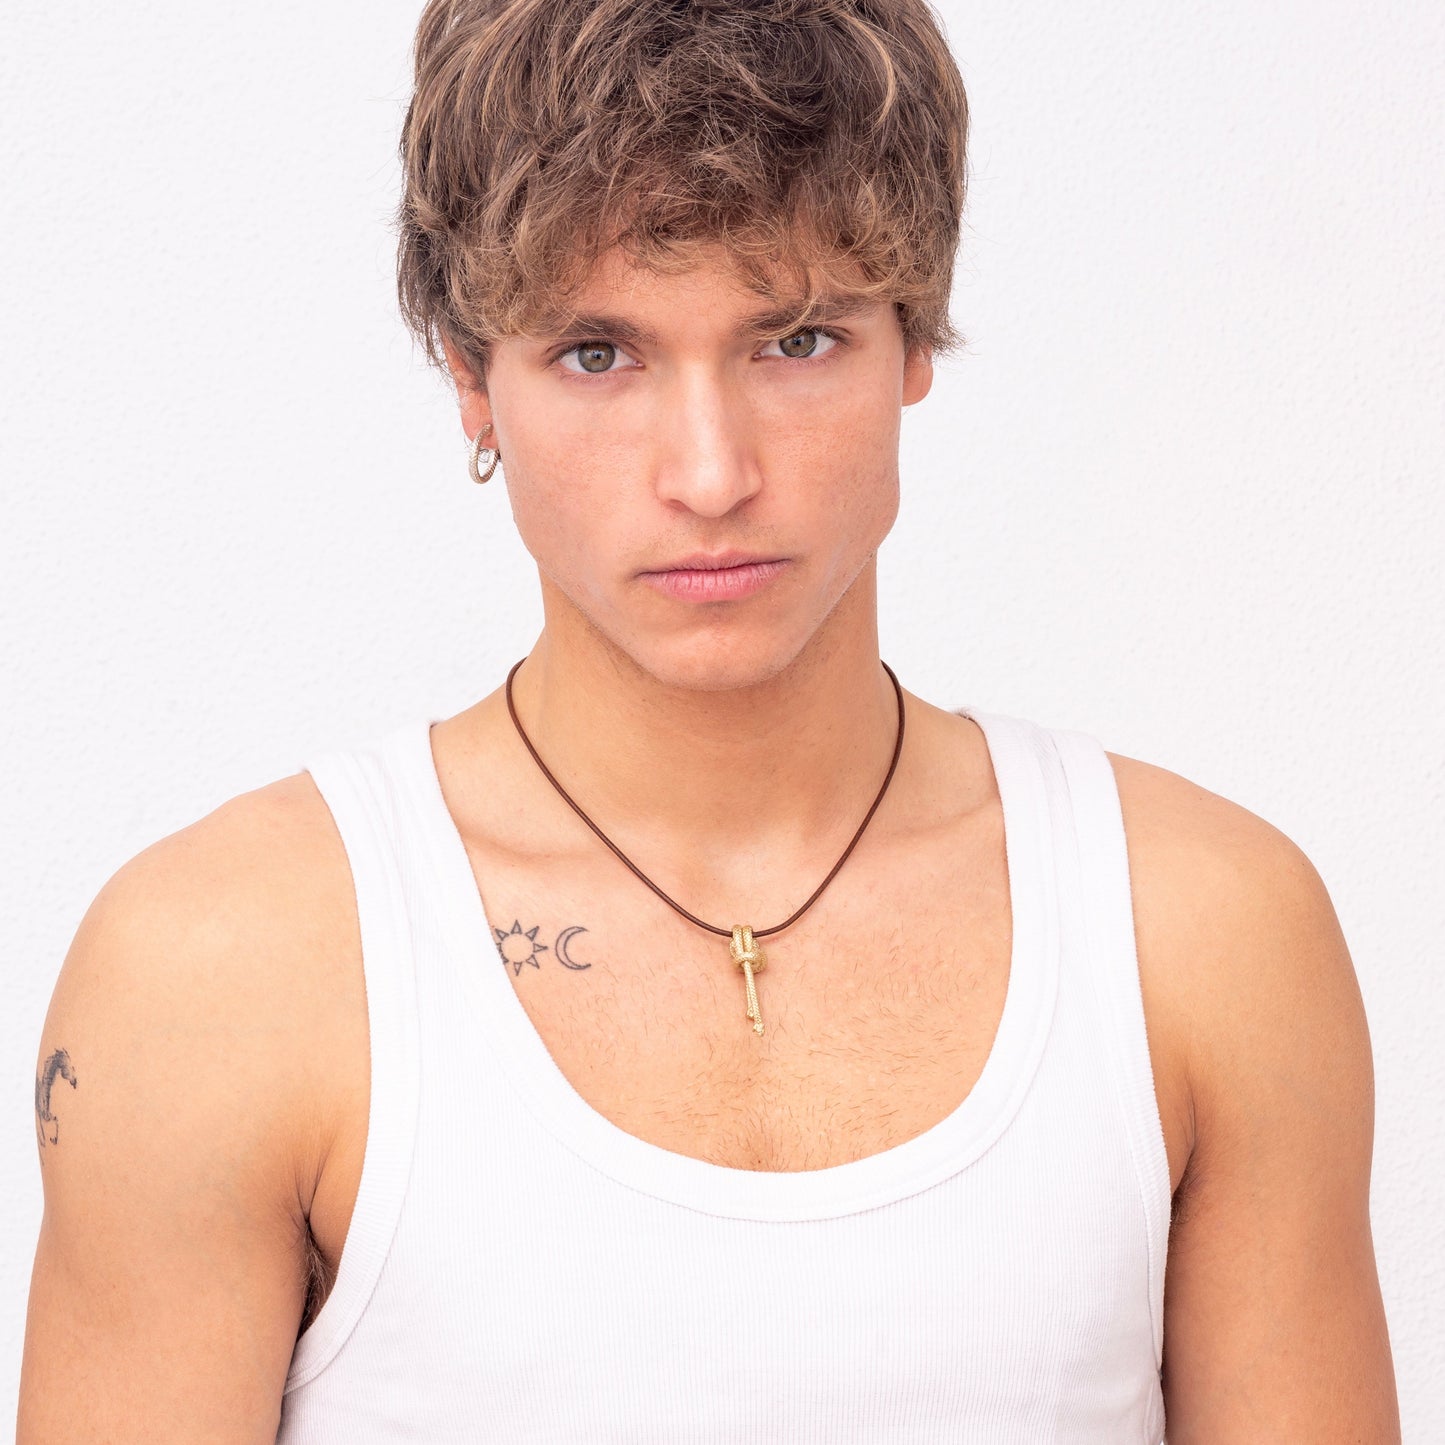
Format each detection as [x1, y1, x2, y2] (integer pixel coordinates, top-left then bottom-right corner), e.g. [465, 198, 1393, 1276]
[537, 292, 875, 347]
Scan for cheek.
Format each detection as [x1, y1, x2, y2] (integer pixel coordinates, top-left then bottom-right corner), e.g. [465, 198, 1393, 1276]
[791, 425, 901, 554]
[505, 464, 624, 592]
[840, 473, 902, 562]
[845, 401, 904, 534]
[771, 364, 901, 502]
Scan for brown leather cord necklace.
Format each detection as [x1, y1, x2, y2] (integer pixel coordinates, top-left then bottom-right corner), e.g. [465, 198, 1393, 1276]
[504, 656, 907, 1037]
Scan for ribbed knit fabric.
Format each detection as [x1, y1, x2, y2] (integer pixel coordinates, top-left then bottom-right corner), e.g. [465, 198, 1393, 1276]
[276, 708, 1171, 1444]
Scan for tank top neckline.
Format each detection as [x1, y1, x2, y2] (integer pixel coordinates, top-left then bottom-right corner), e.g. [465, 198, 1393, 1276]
[396, 706, 1060, 1223]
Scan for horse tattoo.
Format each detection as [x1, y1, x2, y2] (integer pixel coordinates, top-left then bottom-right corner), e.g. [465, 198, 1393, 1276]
[35, 1048, 77, 1148]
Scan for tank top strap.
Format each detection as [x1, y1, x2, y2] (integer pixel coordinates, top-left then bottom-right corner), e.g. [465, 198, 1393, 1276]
[284, 726, 424, 1393]
[1044, 723, 1172, 1373]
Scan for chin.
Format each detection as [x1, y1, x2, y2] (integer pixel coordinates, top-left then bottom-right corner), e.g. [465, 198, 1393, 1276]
[618, 627, 812, 695]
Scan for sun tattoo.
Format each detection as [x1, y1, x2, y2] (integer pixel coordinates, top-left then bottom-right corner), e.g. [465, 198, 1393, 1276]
[494, 919, 548, 977]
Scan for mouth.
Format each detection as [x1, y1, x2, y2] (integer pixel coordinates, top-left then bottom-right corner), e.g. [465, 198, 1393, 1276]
[638, 552, 791, 603]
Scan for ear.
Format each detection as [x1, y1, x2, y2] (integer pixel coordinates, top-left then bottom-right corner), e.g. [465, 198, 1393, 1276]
[901, 344, 934, 407]
[439, 333, 495, 443]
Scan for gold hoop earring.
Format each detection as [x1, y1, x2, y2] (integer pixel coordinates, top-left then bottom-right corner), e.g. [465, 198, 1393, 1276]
[468, 423, 501, 485]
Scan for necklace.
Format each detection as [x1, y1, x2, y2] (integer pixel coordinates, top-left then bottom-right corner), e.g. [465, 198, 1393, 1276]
[504, 656, 907, 1037]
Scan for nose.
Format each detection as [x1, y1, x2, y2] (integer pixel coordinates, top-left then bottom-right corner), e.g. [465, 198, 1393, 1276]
[651, 371, 764, 518]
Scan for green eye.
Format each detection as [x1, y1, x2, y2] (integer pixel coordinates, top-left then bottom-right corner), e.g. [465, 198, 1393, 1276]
[778, 330, 821, 358]
[573, 341, 616, 373]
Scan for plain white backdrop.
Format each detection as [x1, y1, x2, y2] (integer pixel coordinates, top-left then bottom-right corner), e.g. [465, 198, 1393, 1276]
[3, 0, 1441, 1434]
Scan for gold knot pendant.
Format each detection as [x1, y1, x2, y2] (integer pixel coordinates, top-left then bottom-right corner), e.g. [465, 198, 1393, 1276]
[729, 924, 767, 1036]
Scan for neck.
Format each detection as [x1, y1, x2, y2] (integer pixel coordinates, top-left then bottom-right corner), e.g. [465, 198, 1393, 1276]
[505, 571, 904, 899]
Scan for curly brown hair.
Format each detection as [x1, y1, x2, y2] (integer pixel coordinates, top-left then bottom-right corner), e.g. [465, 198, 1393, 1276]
[397, 0, 970, 387]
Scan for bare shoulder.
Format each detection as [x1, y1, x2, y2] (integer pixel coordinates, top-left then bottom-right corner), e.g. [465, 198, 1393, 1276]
[20, 769, 367, 1440]
[1102, 749, 1366, 1119]
[40, 768, 364, 1149]
[1100, 751, 1397, 1440]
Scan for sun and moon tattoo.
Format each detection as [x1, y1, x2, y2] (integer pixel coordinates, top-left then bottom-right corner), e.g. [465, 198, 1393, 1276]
[493, 919, 594, 976]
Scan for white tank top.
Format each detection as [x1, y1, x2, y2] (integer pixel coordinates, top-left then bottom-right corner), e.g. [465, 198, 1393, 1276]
[276, 707, 1171, 1444]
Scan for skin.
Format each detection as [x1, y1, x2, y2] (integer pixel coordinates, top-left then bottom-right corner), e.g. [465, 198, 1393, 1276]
[18, 242, 1399, 1441]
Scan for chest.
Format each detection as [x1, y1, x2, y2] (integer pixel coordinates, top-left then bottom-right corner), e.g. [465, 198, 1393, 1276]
[460, 843, 1192, 1204]
[292, 838, 1170, 1441]
[467, 821, 1017, 1172]
[445, 726, 1203, 1183]
[306, 785, 1192, 1335]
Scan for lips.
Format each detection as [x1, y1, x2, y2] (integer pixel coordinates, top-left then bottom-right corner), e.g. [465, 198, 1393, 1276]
[643, 550, 784, 574]
[638, 555, 791, 602]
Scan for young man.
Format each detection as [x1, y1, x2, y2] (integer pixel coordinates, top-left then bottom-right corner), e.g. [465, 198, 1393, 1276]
[20, 0, 1398, 1440]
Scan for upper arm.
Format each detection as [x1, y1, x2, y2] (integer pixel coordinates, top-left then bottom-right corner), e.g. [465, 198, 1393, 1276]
[18, 779, 354, 1443]
[1147, 789, 1400, 1441]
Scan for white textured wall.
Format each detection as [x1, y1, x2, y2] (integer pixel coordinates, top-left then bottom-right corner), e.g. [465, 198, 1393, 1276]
[3, 0, 1441, 1434]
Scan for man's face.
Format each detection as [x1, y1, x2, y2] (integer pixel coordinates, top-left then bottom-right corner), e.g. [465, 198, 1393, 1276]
[450, 242, 933, 691]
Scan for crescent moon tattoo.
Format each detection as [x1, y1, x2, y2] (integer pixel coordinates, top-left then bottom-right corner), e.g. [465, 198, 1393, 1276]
[554, 925, 593, 970]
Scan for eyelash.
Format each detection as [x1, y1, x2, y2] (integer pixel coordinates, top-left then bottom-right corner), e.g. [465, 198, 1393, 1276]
[548, 325, 848, 374]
